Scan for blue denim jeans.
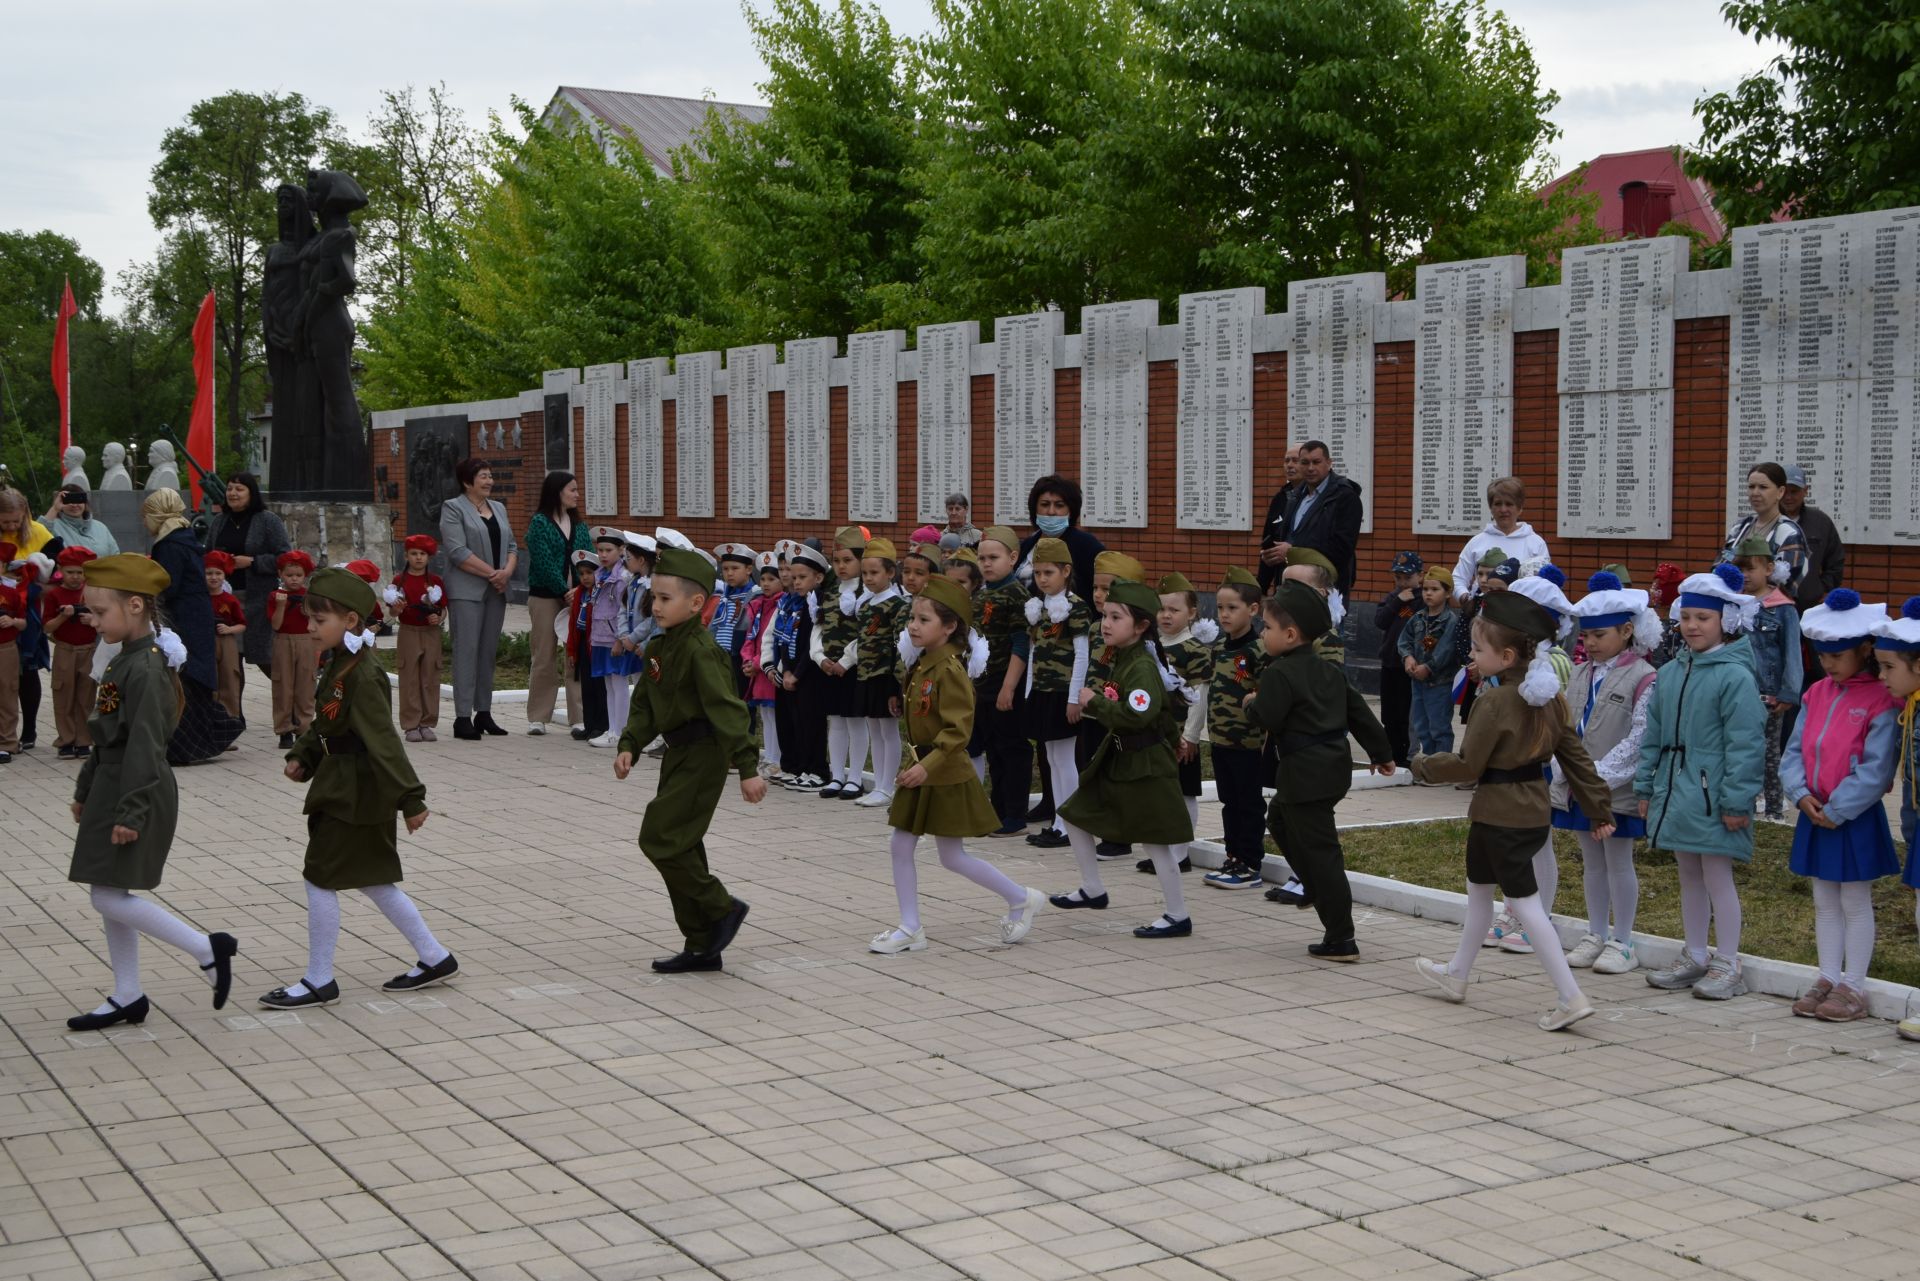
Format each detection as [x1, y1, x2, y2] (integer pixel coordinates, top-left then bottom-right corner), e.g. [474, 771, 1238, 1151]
[1411, 681, 1455, 755]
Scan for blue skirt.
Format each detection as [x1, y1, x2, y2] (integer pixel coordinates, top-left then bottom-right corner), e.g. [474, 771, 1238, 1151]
[591, 645, 637, 678]
[1790, 810, 1900, 882]
[1902, 804, 1920, 888]
[1550, 798, 1646, 838]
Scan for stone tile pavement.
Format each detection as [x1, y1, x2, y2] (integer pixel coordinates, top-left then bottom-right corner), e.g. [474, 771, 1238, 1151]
[1, 678, 1915, 1280]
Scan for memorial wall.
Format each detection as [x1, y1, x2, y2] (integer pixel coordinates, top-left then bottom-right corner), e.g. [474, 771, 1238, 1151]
[373, 211, 1920, 603]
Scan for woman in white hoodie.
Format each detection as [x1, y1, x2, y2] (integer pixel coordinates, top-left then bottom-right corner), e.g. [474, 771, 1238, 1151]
[1450, 476, 1551, 604]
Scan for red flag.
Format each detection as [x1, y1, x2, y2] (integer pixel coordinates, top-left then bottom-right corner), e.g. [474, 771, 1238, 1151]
[187, 290, 217, 508]
[51, 278, 77, 454]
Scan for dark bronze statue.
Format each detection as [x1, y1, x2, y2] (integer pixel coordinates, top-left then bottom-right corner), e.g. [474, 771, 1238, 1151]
[264, 183, 317, 491]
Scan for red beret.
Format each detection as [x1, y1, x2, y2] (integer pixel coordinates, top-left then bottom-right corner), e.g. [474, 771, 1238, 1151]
[203, 550, 236, 573]
[404, 534, 439, 556]
[277, 550, 315, 574]
[345, 559, 381, 583]
[57, 546, 98, 567]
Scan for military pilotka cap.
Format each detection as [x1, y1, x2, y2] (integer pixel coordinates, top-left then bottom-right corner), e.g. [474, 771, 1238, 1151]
[1477, 547, 1509, 569]
[1093, 550, 1146, 582]
[306, 565, 378, 620]
[1108, 578, 1161, 616]
[1220, 565, 1260, 590]
[82, 553, 170, 597]
[1270, 580, 1332, 640]
[656, 545, 716, 587]
[917, 574, 973, 622]
[1158, 571, 1194, 594]
[863, 537, 898, 562]
[946, 546, 981, 568]
[1285, 546, 1337, 579]
[834, 525, 868, 551]
[1479, 589, 1558, 644]
[980, 525, 1020, 553]
[1030, 537, 1071, 565]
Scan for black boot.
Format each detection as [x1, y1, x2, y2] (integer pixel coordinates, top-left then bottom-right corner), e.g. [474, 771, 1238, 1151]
[473, 712, 508, 737]
[453, 717, 480, 741]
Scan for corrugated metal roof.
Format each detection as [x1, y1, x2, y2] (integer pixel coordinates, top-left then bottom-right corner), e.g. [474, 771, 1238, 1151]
[545, 86, 770, 175]
[1541, 147, 1727, 243]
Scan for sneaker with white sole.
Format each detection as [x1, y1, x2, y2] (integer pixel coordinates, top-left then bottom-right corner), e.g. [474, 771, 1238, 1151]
[1000, 888, 1045, 944]
[1415, 957, 1467, 1002]
[1497, 924, 1536, 954]
[1899, 1015, 1920, 1041]
[1204, 862, 1264, 890]
[1692, 955, 1747, 1000]
[1591, 938, 1638, 974]
[1539, 995, 1596, 1031]
[1565, 933, 1606, 968]
[526, 722, 548, 736]
[588, 732, 616, 749]
[1483, 910, 1520, 948]
[869, 927, 927, 954]
[1645, 953, 1710, 990]
[854, 789, 893, 808]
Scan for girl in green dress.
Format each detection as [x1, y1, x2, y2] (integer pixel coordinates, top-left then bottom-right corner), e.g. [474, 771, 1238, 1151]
[65, 554, 239, 1030]
[1049, 578, 1198, 938]
[871, 575, 1046, 953]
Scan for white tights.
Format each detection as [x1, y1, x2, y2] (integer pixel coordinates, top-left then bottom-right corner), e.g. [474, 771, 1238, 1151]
[866, 717, 901, 793]
[1060, 820, 1187, 925]
[604, 674, 631, 739]
[287, 880, 449, 994]
[759, 708, 781, 768]
[1577, 832, 1639, 942]
[1043, 737, 1080, 834]
[89, 886, 215, 1009]
[1673, 851, 1741, 965]
[889, 828, 1025, 933]
[1496, 839, 1559, 919]
[827, 716, 870, 787]
[1171, 796, 1200, 866]
[1447, 882, 1582, 1004]
[1812, 878, 1876, 988]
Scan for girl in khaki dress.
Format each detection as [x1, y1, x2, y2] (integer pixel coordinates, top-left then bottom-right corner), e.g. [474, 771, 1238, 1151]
[65, 554, 239, 1030]
[871, 575, 1046, 953]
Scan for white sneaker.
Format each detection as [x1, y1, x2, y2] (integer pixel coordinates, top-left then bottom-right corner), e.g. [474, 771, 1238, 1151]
[1539, 994, 1596, 1031]
[869, 927, 927, 954]
[1000, 888, 1046, 944]
[1483, 910, 1520, 948]
[1498, 924, 1536, 954]
[526, 722, 548, 736]
[1692, 955, 1747, 1000]
[1566, 933, 1606, 968]
[1592, 938, 1638, 974]
[854, 789, 893, 808]
[588, 732, 616, 749]
[1415, 957, 1467, 1003]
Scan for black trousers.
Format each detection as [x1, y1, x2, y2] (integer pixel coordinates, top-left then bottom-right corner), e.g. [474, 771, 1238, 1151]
[977, 684, 1033, 826]
[1379, 664, 1412, 765]
[1212, 746, 1267, 863]
[1034, 740, 1055, 821]
[783, 671, 829, 781]
[1267, 796, 1354, 945]
[18, 667, 41, 745]
[578, 662, 608, 740]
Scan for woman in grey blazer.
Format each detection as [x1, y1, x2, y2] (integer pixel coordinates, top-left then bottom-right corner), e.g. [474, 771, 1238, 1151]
[438, 457, 519, 739]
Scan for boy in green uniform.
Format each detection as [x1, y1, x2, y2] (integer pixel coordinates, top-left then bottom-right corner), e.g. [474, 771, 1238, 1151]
[262, 567, 455, 1008]
[615, 540, 764, 973]
[1247, 581, 1396, 962]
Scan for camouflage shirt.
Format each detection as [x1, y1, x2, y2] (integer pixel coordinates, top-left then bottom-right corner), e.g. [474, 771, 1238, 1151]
[816, 576, 861, 666]
[1208, 629, 1269, 750]
[855, 588, 910, 681]
[974, 576, 1032, 690]
[1160, 633, 1214, 744]
[1026, 592, 1094, 693]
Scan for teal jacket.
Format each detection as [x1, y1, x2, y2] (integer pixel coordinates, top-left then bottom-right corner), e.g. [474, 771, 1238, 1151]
[1633, 635, 1766, 860]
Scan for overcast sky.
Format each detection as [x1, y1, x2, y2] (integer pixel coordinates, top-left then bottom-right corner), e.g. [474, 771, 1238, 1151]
[4, 0, 1774, 310]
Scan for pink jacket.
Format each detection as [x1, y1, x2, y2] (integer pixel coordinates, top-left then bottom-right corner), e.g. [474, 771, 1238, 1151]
[1798, 672, 1901, 801]
[740, 592, 782, 703]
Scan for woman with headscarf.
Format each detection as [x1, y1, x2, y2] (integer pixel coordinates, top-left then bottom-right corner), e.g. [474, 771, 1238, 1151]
[143, 490, 244, 762]
[203, 473, 291, 678]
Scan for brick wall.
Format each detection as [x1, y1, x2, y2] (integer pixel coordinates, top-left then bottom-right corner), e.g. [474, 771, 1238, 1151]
[372, 314, 1920, 605]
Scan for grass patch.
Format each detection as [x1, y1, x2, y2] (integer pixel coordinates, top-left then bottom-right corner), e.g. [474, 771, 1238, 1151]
[1307, 820, 1920, 987]
[427, 628, 538, 690]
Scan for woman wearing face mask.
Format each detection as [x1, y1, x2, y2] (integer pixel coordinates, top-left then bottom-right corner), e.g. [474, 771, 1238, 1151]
[1017, 475, 1104, 600]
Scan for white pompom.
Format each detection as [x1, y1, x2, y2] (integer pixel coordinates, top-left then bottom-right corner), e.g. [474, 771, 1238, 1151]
[807, 590, 821, 622]
[966, 632, 990, 679]
[1629, 606, 1664, 656]
[23, 552, 55, 583]
[1191, 619, 1219, 645]
[1024, 597, 1044, 625]
[382, 584, 402, 605]
[1726, 597, 1760, 635]
[426, 584, 444, 605]
[1518, 640, 1560, 707]
[1770, 558, 1790, 586]
[897, 629, 921, 671]
[154, 627, 187, 670]
[1045, 594, 1071, 624]
[1326, 589, 1346, 628]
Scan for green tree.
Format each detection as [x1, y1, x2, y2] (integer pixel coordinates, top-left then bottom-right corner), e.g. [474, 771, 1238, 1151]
[0, 231, 105, 496]
[911, 0, 1201, 320]
[678, 0, 925, 344]
[1691, 1, 1920, 229]
[148, 91, 339, 456]
[1141, 0, 1580, 293]
[343, 83, 483, 311]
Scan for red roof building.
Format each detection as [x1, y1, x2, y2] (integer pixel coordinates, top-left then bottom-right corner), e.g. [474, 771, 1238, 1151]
[1541, 146, 1725, 243]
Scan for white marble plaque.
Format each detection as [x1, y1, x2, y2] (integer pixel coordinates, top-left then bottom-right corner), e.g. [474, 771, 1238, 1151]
[1176, 287, 1263, 530]
[725, 343, 774, 519]
[1080, 299, 1158, 528]
[847, 329, 903, 524]
[579, 376, 618, 515]
[1288, 273, 1383, 534]
[783, 337, 835, 520]
[993, 311, 1062, 526]
[674, 350, 717, 519]
[1413, 256, 1521, 535]
[1556, 238, 1684, 539]
[918, 320, 978, 523]
[627, 357, 665, 516]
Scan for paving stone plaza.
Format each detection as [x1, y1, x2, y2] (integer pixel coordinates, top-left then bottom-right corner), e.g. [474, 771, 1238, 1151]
[1, 669, 1915, 1281]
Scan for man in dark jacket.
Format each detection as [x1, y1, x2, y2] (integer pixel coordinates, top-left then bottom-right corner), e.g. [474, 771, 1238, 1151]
[1781, 464, 1844, 614]
[1256, 445, 1302, 593]
[1265, 441, 1364, 597]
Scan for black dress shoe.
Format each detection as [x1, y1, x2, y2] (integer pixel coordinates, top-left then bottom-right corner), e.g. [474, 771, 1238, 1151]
[277, 732, 295, 750]
[652, 951, 723, 973]
[1308, 939, 1360, 963]
[1025, 804, 1053, 824]
[818, 782, 846, 799]
[66, 995, 149, 1031]
[570, 726, 590, 741]
[700, 899, 751, 959]
[258, 979, 341, 1009]
[1028, 829, 1070, 849]
[383, 952, 459, 991]
[1096, 841, 1132, 859]
[1136, 856, 1193, 874]
[473, 712, 508, 737]
[839, 785, 865, 800]
[1133, 916, 1193, 939]
[201, 932, 239, 1009]
[453, 717, 481, 741]
[989, 821, 1027, 838]
[1048, 890, 1109, 910]
[1265, 883, 1314, 908]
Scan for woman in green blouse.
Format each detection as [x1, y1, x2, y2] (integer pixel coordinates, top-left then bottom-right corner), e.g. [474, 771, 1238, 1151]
[523, 471, 591, 735]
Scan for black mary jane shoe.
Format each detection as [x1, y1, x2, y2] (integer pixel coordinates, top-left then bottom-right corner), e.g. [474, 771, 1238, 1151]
[453, 717, 481, 741]
[66, 995, 150, 1031]
[1308, 939, 1361, 963]
[258, 979, 341, 1009]
[473, 712, 509, 737]
[383, 952, 459, 992]
[700, 899, 751, 959]
[1096, 841, 1132, 859]
[1133, 916, 1193, 940]
[651, 951, 723, 974]
[1027, 829, 1070, 849]
[1135, 856, 1194, 874]
[1048, 890, 1109, 910]
[817, 782, 846, 799]
[201, 933, 239, 1009]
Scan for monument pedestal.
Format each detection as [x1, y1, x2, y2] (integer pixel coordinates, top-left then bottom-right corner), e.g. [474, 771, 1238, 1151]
[276, 500, 395, 570]
[87, 491, 154, 555]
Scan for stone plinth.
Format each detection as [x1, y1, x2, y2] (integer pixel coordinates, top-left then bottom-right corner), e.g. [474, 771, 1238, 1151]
[276, 499, 395, 570]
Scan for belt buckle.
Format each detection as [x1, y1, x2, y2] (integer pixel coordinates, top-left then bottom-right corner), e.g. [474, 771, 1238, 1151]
[321, 735, 340, 756]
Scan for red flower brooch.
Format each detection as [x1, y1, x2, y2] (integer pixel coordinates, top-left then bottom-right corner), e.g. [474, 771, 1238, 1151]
[1102, 684, 1119, 701]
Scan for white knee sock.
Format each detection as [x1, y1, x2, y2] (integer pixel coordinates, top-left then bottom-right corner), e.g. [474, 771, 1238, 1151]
[1506, 892, 1583, 1004]
[604, 676, 631, 735]
[889, 828, 922, 934]
[847, 718, 871, 788]
[1840, 879, 1875, 988]
[361, 884, 450, 974]
[827, 716, 849, 783]
[933, 836, 1026, 909]
[1060, 820, 1108, 900]
[760, 711, 780, 768]
[1448, 883, 1497, 979]
[868, 718, 901, 792]
[1044, 737, 1080, 833]
[1144, 844, 1188, 926]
